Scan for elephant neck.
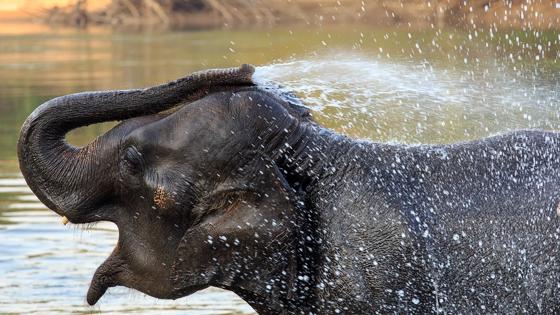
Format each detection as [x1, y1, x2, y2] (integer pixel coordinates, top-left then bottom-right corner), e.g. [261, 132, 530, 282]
[271, 123, 425, 313]
[264, 123, 380, 312]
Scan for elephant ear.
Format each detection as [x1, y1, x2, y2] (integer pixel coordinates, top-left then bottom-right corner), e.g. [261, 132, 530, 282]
[170, 156, 300, 291]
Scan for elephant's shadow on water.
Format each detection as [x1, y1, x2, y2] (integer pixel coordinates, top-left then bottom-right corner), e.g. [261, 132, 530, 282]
[17, 64, 560, 314]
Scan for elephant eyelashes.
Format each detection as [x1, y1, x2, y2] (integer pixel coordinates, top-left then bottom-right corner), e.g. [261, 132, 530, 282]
[120, 146, 144, 177]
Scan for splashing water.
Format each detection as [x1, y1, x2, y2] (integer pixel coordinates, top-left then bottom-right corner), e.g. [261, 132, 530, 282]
[254, 54, 560, 143]
[254, 56, 471, 109]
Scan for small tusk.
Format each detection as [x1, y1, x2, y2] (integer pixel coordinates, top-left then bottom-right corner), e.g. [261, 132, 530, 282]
[61, 216, 69, 225]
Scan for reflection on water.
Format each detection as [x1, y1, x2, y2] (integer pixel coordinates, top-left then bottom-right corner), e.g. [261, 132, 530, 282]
[0, 22, 559, 313]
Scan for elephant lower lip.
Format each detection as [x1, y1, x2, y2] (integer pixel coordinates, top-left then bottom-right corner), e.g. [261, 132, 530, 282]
[87, 265, 120, 305]
[86, 280, 110, 305]
[87, 251, 124, 305]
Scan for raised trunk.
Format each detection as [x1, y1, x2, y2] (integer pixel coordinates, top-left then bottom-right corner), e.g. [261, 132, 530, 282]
[18, 64, 254, 223]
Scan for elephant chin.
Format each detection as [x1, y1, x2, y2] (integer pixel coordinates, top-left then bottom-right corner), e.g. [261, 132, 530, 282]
[87, 250, 123, 305]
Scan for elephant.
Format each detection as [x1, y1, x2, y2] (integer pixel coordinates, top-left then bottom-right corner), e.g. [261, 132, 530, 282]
[18, 64, 560, 314]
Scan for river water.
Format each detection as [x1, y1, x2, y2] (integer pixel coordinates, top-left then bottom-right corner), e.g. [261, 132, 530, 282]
[0, 22, 559, 314]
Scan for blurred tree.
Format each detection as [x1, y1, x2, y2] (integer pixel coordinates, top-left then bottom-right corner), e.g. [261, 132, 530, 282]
[38, 0, 560, 30]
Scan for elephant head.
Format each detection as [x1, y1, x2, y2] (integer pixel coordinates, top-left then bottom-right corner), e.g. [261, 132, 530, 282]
[18, 65, 317, 312]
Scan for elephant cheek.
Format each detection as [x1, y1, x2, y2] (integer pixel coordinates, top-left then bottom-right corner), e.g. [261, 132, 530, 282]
[170, 226, 217, 289]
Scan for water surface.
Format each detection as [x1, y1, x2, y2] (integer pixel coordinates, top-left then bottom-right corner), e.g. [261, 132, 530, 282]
[0, 23, 559, 314]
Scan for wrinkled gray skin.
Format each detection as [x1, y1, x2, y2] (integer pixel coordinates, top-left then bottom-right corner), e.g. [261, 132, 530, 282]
[18, 65, 560, 314]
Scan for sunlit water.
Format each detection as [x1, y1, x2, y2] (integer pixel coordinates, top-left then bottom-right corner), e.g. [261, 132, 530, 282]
[0, 23, 559, 314]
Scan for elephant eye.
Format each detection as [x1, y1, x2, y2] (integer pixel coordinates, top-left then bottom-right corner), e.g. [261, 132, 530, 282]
[120, 146, 144, 176]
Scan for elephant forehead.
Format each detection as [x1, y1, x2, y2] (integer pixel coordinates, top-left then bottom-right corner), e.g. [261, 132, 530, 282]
[140, 108, 234, 147]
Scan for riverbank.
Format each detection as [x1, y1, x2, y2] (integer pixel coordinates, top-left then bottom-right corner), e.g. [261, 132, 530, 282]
[3, 0, 560, 31]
